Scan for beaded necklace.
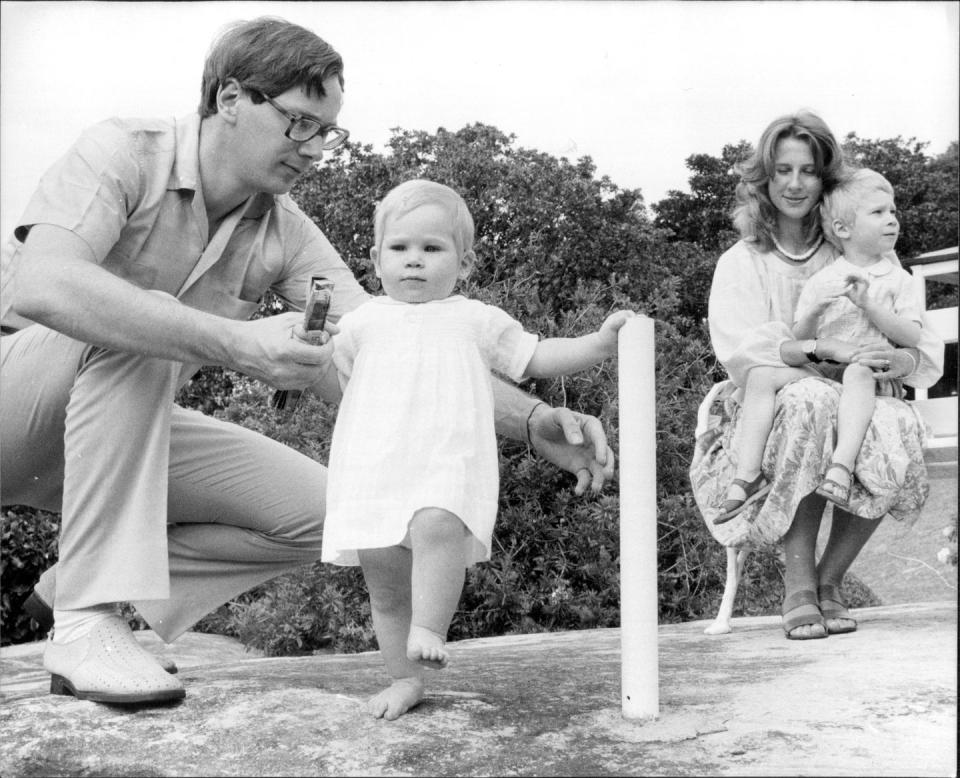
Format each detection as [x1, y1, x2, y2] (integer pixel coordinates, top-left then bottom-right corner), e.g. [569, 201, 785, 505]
[771, 234, 824, 262]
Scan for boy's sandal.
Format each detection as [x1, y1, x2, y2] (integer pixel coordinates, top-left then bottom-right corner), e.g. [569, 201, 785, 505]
[818, 583, 857, 634]
[781, 589, 827, 640]
[815, 462, 852, 509]
[713, 473, 772, 525]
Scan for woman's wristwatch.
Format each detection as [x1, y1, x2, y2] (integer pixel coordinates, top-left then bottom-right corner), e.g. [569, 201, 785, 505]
[801, 339, 821, 363]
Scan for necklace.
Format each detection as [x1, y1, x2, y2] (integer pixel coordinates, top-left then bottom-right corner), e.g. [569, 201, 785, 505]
[771, 234, 824, 262]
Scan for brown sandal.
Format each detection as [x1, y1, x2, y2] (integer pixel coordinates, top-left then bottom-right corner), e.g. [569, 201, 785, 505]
[818, 584, 857, 634]
[781, 590, 827, 640]
[714, 473, 771, 524]
[815, 462, 852, 508]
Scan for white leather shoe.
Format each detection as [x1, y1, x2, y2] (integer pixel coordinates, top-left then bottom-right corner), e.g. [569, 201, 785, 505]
[43, 616, 185, 704]
[25, 588, 179, 674]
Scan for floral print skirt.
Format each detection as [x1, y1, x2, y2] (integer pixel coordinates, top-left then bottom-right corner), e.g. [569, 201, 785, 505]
[689, 377, 930, 549]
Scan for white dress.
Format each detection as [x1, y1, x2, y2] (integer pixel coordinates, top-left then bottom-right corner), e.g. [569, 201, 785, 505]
[321, 295, 539, 567]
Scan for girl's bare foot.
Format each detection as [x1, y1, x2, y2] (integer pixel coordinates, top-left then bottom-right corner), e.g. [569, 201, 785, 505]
[406, 625, 449, 668]
[365, 677, 424, 720]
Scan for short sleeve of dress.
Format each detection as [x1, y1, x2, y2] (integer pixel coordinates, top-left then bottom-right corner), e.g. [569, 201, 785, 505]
[330, 305, 364, 382]
[474, 301, 539, 382]
[708, 241, 794, 387]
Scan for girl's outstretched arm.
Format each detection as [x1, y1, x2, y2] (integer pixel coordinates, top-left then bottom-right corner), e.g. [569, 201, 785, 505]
[523, 310, 635, 378]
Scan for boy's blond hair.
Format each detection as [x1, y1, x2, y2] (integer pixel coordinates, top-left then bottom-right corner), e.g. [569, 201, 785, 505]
[372, 179, 475, 260]
[821, 168, 894, 247]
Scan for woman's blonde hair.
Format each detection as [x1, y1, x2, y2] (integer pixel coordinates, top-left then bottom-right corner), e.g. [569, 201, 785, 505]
[731, 110, 845, 251]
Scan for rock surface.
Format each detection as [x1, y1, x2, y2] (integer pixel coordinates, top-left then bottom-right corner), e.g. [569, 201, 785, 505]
[1, 602, 956, 777]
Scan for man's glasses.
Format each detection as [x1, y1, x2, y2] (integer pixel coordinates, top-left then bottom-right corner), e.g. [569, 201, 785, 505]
[255, 90, 349, 149]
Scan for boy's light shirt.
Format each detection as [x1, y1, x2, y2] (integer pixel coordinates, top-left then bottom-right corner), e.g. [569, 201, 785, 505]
[794, 254, 923, 344]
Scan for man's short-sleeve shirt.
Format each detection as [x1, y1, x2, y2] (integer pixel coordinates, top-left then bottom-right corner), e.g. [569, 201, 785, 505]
[0, 112, 368, 329]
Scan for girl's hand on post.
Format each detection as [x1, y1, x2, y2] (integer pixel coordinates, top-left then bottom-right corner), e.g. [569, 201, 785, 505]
[598, 310, 636, 356]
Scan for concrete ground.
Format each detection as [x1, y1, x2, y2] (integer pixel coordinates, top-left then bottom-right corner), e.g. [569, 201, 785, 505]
[1, 602, 956, 777]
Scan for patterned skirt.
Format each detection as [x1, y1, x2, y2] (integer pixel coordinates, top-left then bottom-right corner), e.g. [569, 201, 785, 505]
[689, 377, 930, 549]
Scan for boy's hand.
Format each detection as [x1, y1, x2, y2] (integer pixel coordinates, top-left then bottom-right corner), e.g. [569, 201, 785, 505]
[842, 274, 871, 308]
[814, 277, 854, 310]
[599, 310, 636, 355]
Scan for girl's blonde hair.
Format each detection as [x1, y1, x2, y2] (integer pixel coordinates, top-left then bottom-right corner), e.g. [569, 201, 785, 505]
[373, 179, 475, 260]
[731, 110, 845, 252]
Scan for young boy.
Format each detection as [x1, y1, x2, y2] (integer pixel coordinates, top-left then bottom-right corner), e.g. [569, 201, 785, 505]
[715, 168, 923, 522]
[793, 168, 923, 506]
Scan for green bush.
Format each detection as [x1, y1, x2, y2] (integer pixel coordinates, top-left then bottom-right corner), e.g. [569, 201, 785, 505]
[1, 507, 60, 645]
[1, 122, 899, 653]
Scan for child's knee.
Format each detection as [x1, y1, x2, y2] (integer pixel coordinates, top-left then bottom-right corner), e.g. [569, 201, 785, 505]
[408, 509, 466, 547]
[842, 362, 875, 386]
[745, 365, 774, 388]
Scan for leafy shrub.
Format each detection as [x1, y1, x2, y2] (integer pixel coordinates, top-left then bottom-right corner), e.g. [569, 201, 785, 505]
[193, 563, 375, 656]
[3, 122, 911, 653]
[1, 507, 60, 645]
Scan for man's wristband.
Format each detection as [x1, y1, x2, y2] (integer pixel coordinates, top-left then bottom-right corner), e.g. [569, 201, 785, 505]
[525, 401, 547, 447]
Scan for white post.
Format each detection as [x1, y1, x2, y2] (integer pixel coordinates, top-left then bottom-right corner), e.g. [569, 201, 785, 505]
[618, 315, 659, 719]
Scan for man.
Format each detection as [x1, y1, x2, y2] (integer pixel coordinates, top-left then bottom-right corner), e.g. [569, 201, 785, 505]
[0, 17, 614, 705]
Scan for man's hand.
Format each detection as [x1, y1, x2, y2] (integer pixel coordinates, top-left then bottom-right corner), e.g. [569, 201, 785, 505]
[231, 312, 335, 389]
[527, 404, 615, 495]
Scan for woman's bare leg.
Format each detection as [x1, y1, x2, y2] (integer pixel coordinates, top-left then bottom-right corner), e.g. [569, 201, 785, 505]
[816, 507, 881, 632]
[781, 493, 828, 638]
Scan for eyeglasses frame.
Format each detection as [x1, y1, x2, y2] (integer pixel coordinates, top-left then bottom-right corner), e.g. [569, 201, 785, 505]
[253, 89, 350, 149]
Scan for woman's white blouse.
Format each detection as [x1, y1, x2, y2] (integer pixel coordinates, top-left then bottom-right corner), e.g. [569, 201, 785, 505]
[707, 240, 943, 389]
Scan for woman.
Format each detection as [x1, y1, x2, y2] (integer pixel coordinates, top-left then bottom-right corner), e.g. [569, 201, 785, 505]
[690, 110, 944, 639]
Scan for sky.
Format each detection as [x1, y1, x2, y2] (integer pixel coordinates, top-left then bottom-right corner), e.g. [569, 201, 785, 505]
[1, 0, 958, 241]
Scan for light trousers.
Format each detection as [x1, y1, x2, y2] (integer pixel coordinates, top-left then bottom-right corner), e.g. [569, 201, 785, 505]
[1, 325, 326, 641]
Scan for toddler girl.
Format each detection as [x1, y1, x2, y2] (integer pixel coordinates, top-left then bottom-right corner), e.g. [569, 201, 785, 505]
[321, 179, 632, 719]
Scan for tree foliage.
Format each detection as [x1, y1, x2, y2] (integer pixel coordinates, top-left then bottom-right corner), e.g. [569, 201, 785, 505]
[3, 122, 953, 651]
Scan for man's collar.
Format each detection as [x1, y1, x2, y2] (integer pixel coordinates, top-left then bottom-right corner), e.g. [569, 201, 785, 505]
[170, 113, 202, 192]
[169, 112, 277, 219]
